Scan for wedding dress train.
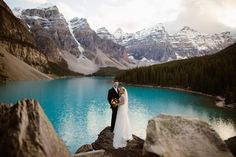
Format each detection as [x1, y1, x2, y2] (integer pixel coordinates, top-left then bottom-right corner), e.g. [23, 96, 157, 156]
[113, 88, 132, 148]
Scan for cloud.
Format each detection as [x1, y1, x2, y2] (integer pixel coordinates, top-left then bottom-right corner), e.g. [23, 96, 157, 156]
[5, 0, 236, 34]
[57, 2, 77, 19]
[24, 0, 48, 4]
[165, 0, 236, 33]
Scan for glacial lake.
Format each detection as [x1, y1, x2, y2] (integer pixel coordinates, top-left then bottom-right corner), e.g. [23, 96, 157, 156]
[0, 77, 236, 153]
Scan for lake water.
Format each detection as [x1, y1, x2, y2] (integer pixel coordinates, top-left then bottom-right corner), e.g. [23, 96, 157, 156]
[0, 77, 236, 153]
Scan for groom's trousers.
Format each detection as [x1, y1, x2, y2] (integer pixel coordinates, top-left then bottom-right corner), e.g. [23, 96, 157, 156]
[111, 107, 118, 132]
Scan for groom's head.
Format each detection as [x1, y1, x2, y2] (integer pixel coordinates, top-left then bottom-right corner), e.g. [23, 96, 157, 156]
[113, 80, 119, 88]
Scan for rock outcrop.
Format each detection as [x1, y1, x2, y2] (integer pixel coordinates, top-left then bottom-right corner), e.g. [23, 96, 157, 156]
[143, 114, 234, 157]
[17, 6, 81, 61]
[0, 99, 71, 157]
[225, 136, 236, 156]
[0, 45, 51, 82]
[76, 127, 144, 157]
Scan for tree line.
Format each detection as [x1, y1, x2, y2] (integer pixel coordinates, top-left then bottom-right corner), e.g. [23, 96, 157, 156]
[116, 43, 236, 104]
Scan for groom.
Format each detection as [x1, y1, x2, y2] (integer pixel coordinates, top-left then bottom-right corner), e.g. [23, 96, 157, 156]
[107, 80, 120, 132]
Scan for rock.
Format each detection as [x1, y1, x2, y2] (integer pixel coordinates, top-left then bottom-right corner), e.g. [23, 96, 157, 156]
[0, 99, 71, 157]
[92, 127, 115, 151]
[73, 150, 105, 157]
[225, 136, 236, 156]
[75, 144, 93, 154]
[19, 6, 81, 61]
[0, 1, 49, 73]
[143, 114, 234, 157]
[76, 126, 144, 157]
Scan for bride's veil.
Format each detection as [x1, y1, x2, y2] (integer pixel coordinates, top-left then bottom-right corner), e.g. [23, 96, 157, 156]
[123, 87, 128, 105]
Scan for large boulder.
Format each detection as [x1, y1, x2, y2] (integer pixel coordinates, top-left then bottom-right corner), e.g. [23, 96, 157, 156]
[143, 114, 234, 157]
[0, 99, 71, 157]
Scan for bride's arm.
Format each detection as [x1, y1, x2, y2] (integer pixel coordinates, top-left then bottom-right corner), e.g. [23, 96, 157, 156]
[117, 95, 125, 105]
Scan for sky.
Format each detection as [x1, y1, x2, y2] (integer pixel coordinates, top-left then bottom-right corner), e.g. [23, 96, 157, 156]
[5, 0, 236, 34]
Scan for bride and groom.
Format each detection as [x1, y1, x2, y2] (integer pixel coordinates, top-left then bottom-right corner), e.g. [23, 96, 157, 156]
[107, 80, 133, 149]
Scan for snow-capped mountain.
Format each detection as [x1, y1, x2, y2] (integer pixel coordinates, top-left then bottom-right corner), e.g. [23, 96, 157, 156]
[97, 24, 235, 62]
[12, 4, 235, 74]
[96, 27, 115, 40]
[69, 17, 134, 72]
[13, 6, 81, 62]
[13, 6, 134, 74]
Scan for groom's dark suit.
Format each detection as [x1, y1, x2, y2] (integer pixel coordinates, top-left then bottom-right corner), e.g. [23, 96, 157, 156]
[107, 87, 120, 132]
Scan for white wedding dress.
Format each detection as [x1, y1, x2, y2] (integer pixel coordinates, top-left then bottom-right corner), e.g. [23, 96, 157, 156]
[113, 88, 133, 149]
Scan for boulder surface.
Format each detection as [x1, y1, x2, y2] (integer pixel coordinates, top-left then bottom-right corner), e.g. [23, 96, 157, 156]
[143, 114, 234, 157]
[0, 99, 71, 157]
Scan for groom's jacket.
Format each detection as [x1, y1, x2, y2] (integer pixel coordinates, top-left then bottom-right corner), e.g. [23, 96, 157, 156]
[107, 87, 120, 109]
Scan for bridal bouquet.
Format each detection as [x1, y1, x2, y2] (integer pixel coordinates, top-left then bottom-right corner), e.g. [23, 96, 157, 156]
[111, 98, 119, 107]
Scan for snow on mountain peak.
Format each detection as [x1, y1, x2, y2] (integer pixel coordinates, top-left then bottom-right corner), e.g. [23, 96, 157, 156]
[70, 17, 90, 30]
[113, 28, 126, 39]
[133, 23, 168, 40]
[151, 23, 166, 31]
[12, 7, 23, 17]
[96, 27, 114, 40]
[96, 27, 110, 34]
[34, 4, 59, 12]
[175, 26, 204, 38]
[180, 26, 198, 33]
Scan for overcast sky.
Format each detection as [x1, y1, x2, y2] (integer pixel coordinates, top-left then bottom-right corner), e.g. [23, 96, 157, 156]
[5, 0, 236, 34]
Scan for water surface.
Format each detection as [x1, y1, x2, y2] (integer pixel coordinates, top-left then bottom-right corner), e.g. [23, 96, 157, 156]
[0, 77, 235, 153]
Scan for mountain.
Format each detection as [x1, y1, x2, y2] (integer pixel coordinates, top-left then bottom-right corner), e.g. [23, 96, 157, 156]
[8, 2, 235, 75]
[0, 0, 53, 82]
[96, 27, 115, 41]
[69, 17, 135, 74]
[13, 6, 85, 75]
[14, 6, 135, 74]
[116, 43, 236, 105]
[97, 24, 235, 63]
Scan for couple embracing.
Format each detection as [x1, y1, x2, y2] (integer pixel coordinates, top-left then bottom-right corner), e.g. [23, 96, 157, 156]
[107, 80, 133, 149]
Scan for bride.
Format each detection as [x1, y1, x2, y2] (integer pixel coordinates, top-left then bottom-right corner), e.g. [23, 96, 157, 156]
[112, 87, 133, 149]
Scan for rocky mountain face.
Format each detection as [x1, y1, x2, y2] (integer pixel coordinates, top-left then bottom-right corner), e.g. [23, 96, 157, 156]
[69, 17, 134, 74]
[0, 0, 48, 73]
[97, 24, 235, 63]
[16, 6, 81, 61]
[0, 44, 51, 82]
[0, 99, 71, 157]
[13, 6, 134, 75]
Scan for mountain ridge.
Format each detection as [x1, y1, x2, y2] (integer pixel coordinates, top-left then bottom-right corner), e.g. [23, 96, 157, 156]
[97, 24, 235, 62]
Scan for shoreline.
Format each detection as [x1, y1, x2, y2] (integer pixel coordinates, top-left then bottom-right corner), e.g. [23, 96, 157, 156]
[123, 82, 220, 99]
[121, 82, 230, 109]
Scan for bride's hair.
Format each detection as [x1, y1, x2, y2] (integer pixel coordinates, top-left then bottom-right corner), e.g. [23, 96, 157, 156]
[120, 87, 126, 92]
[120, 87, 125, 90]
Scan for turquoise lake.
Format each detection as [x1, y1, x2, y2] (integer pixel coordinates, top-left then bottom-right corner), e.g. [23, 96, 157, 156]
[0, 77, 236, 153]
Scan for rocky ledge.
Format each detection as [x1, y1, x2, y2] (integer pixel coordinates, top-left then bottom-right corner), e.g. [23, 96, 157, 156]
[75, 127, 144, 157]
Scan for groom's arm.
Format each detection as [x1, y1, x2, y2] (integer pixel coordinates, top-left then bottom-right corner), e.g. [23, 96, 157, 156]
[107, 89, 112, 106]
